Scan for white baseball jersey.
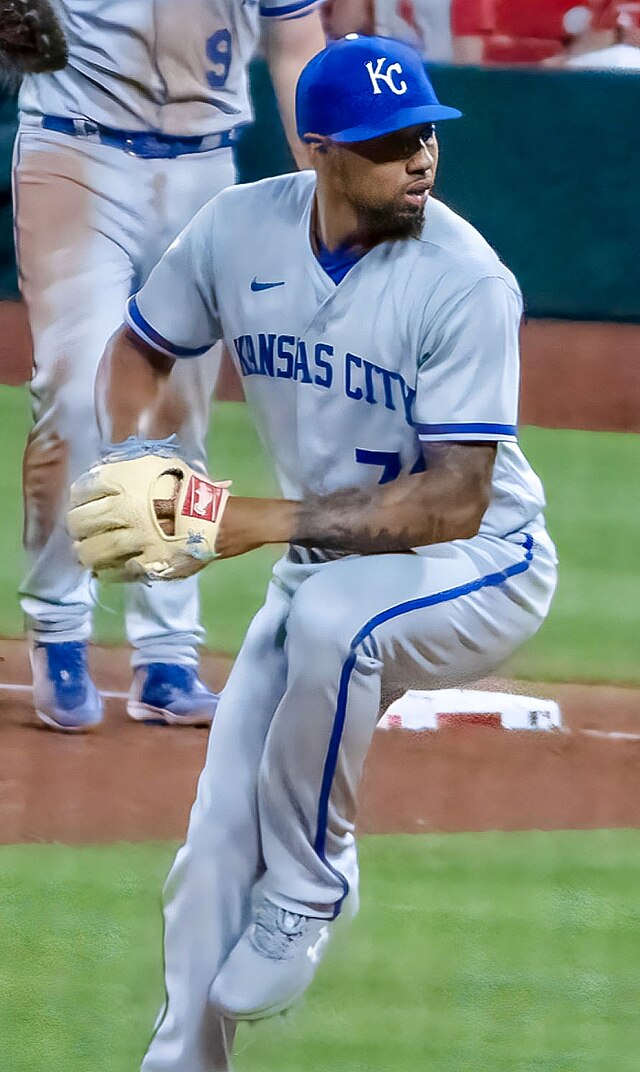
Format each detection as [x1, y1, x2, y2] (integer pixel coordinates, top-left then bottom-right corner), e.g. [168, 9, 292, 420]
[18, 0, 324, 136]
[126, 170, 547, 542]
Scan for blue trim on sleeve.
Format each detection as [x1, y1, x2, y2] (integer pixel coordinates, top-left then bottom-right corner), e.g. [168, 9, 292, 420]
[260, 0, 320, 17]
[313, 533, 534, 918]
[415, 421, 518, 437]
[126, 296, 211, 358]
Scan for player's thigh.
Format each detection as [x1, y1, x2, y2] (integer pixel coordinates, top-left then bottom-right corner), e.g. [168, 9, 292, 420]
[376, 535, 556, 695]
[139, 147, 236, 279]
[166, 146, 236, 235]
[285, 534, 556, 689]
[14, 130, 134, 306]
[14, 132, 133, 415]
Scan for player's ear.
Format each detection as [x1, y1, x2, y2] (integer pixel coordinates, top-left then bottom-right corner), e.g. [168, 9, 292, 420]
[304, 133, 330, 156]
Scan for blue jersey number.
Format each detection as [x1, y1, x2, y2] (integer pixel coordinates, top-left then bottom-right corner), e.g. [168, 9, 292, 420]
[206, 29, 233, 89]
[354, 449, 401, 485]
[355, 449, 426, 485]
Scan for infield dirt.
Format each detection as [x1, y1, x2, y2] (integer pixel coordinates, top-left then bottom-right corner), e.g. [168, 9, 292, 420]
[1, 637, 639, 846]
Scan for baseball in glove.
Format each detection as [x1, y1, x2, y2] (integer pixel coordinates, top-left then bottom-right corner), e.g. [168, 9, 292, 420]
[67, 450, 231, 583]
[0, 0, 68, 76]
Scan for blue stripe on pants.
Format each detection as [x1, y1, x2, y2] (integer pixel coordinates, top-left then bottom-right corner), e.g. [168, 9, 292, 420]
[313, 534, 535, 916]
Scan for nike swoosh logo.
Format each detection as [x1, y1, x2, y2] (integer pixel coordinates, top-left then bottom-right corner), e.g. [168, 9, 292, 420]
[306, 926, 330, 965]
[251, 277, 285, 292]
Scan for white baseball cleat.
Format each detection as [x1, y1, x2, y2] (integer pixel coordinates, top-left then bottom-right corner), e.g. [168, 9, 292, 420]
[209, 896, 332, 1021]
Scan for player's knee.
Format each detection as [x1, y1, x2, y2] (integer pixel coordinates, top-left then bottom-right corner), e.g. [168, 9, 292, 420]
[287, 577, 355, 658]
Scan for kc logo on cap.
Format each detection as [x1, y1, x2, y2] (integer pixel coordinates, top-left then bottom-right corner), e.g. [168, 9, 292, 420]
[365, 58, 408, 96]
[295, 34, 462, 145]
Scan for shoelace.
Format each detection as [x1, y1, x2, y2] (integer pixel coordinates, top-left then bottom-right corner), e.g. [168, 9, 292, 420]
[251, 902, 310, 960]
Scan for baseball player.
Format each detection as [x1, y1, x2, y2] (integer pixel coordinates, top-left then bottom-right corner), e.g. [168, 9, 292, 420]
[68, 35, 558, 1071]
[7, 0, 325, 732]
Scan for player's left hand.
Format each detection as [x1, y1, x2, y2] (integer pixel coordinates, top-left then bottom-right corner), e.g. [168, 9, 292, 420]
[67, 453, 231, 583]
[0, 0, 69, 75]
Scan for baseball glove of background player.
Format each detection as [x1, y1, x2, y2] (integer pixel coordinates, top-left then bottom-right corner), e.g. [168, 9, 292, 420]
[67, 453, 231, 583]
[0, 0, 68, 75]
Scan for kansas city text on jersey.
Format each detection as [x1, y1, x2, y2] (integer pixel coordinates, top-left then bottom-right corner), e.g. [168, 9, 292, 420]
[233, 333, 417, 426]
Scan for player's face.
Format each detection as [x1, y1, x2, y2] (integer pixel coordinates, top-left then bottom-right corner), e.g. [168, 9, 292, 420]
[330, 124, 439, 239]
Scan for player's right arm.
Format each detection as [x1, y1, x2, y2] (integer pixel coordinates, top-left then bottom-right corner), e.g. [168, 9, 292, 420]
[95, 201, 221, 445]
[71, 202, 226, 582]
[95, 328, 176, 446]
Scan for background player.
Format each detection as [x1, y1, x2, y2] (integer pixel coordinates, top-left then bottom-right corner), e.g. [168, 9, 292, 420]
[68, 35, 558, 1071]
[11, 0, 325, 732]
[321, 0, 454, 61]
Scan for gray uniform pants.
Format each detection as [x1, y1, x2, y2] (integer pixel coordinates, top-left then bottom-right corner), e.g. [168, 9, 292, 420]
[142, 528, 557, 1071]
[13, 120, 235, 664]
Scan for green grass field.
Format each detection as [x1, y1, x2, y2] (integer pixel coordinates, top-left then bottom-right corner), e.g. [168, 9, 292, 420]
[0, 384, 639, 681]
[1, 831, 639, 1072]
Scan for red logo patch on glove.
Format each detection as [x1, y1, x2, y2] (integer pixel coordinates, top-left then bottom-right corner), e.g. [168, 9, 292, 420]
[181, 476, 225, 522]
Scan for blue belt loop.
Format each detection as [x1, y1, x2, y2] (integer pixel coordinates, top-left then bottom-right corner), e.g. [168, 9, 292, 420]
[40, 115, 236, 158]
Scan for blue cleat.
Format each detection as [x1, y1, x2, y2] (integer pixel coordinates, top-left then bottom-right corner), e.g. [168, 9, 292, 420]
[127, 663, 220, 726]
[29, 639, 104, 733]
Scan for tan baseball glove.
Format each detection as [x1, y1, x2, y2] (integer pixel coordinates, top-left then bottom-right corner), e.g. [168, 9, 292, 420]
[0, 0, 68, 75]
[68, 453, 231, 583]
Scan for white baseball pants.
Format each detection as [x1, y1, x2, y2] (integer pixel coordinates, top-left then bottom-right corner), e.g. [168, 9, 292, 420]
[142, 527, 557, 1071]
[13, 120, 235, 664]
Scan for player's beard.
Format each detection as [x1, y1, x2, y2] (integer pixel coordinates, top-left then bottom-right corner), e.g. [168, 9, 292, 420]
[355, 195, 426, 242]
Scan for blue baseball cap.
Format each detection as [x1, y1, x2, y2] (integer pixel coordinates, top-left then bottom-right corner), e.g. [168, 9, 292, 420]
[296, 34, 462, 144]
